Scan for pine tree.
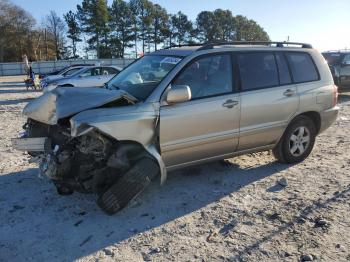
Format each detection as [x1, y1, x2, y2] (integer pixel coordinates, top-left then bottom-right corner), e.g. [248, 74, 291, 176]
[234, 15, 270, 41]
[171, 11, 193, 45]
[109, 0, 134, 58]
[64, 11, 82, 58]
[150, 4, 168, 50]
[77, 0, 110, 58]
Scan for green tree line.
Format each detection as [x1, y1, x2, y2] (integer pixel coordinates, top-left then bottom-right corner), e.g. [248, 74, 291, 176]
[0, 0, 270, 62]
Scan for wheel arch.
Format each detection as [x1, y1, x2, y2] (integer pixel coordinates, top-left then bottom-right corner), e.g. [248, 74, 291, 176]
[275, 110, 321, 148]
[296, 111, 321, 134]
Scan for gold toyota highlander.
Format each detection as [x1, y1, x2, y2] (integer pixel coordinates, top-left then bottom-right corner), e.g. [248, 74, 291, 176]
[12, 42, 339, 214]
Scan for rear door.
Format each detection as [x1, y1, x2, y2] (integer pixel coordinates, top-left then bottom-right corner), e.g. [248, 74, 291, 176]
[237, 52, 299, 151]
[159, 53, 240, 168]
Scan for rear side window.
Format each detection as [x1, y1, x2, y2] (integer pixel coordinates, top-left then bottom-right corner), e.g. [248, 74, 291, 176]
[286, 53, 319, 83]
[275, 53, 292, 85]
[238, 53, 279, 91]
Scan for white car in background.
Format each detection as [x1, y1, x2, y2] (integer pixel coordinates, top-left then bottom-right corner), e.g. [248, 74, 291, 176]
[43, 66, 122, 92]
[41, 66, 85, 83]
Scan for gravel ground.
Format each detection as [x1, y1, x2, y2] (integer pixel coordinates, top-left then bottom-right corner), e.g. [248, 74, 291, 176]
[0, 75, 349, 262]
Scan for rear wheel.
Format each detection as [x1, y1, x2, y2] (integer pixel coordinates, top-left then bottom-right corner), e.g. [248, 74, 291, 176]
[273, 115, 316, 164]
[97, 157, 159, 215]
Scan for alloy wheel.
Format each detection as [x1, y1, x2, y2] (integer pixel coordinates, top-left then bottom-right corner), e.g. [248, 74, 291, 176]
[289, 126, 310, 157]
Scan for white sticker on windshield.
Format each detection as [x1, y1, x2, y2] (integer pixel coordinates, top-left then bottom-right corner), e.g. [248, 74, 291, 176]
[160, 57, 181, 64]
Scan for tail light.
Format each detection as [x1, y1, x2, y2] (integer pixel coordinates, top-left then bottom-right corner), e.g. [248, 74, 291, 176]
[333, 84, 338, 107]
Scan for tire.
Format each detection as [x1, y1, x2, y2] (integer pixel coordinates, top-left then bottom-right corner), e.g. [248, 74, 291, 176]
[97, 157, 159, 215]
[273, 115, 316, 164]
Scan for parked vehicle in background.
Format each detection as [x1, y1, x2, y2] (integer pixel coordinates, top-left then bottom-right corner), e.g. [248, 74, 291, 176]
[13, 42, 338, 215]
[38, 64, 95, 79]
[322, 50, 350, 90]
[40, 66, 85, 87]
[42, 65, 122, 92]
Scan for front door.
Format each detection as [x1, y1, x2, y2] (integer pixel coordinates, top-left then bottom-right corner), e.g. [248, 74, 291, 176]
[159, 53, 240, 168]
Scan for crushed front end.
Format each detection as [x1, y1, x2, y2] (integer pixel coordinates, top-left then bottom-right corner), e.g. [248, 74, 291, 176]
[13, 118, 160, 214]
[12, 86, 163, 214]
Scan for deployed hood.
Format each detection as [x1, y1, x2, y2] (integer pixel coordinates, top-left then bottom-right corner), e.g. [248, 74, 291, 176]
[23, 87, 138, 125]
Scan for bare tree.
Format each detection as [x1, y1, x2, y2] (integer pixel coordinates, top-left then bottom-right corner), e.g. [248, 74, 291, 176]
[45, 10, 66, 60]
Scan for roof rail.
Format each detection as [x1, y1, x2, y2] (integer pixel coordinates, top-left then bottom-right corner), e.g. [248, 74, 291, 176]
[323, 49, 349, 53]
[163, 43, 203, 50]
[197, 41, 313, 51]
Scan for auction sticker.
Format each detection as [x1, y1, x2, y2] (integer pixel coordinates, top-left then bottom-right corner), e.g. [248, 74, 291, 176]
[160, 57, 182, 64]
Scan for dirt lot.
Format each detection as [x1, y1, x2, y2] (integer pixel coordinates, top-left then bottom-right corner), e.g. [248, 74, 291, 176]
[0, 75, 349, 262]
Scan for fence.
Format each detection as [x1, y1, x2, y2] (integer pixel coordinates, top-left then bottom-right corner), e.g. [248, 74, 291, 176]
[0, 58, 135, 76]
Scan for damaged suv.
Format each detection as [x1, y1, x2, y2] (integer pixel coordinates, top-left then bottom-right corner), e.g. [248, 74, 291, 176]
[13, 42, 339, 214]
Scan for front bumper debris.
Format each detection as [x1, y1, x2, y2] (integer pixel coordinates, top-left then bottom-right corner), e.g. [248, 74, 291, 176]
[11, 137, 51, 152]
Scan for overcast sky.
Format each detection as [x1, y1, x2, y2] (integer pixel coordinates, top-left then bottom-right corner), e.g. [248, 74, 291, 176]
[11, 0, 350, 52]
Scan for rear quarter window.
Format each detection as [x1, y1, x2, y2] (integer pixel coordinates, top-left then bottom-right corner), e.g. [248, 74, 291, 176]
[286, 53, 319, 83]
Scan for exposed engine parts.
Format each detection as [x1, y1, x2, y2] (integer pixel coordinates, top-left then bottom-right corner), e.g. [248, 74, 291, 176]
[23, 119, 160, 214]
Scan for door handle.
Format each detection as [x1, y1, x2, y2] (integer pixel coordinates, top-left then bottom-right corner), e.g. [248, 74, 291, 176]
[222, 99, 239, 108]
[283, 89, 295, 97]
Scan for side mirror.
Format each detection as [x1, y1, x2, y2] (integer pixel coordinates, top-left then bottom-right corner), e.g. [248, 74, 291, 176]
[166, 85, 192, 104]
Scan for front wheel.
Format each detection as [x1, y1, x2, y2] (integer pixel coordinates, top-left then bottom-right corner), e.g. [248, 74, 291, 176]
[273, 115, 316, 164]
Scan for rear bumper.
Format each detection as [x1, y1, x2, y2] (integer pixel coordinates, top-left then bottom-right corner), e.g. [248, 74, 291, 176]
[319, 106, 339, 133]
[12, 137, 51, 152]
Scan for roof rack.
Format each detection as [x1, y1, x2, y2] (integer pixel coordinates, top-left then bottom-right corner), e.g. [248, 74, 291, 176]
[163, 43, 203, 50]
[162, 41, 313, 52]
[197, 41, 313, 51]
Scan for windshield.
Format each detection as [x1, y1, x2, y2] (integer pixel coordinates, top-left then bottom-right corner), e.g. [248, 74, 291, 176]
[322, 53, 343, 65]
[106, 55, 182, 101]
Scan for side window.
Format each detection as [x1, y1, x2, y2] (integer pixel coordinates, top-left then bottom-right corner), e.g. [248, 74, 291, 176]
[275, 53, 292, 85]
[173, 54, 233, 99]
[80, 68, 101, 77]
[238, 52, 279, 91]
[62, 68, 81, 76]
[102, 67, 118, 75]
[80, 69, 94, 77]
[286, 53, 319, 83]
[343, 54, 350, 64]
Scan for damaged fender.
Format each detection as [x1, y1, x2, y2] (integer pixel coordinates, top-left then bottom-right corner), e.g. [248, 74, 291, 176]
[70, 103, 167, 184]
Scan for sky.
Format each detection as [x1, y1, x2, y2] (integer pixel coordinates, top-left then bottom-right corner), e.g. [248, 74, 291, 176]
[11, 0, 350, 52]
